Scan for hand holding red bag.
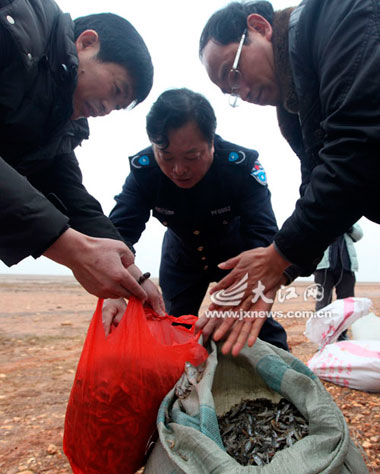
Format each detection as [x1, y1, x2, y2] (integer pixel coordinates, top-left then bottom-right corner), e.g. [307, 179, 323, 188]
[63, 297, 208, 474]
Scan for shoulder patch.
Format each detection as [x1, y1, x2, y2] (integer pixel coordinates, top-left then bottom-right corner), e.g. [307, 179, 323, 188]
[130, 153, 154, 169]
[250, 160, 267, 185]
[227, 150, 246, 164]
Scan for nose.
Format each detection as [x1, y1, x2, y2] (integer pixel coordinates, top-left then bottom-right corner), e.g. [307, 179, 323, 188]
[173, 161, 187, 176]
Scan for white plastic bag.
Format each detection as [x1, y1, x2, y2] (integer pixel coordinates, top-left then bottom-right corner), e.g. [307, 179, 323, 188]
[307, 340, 380, 392]
[351, 312, 380, 341]
[305, 297, 380, 392]
[304, 297, 371, 348]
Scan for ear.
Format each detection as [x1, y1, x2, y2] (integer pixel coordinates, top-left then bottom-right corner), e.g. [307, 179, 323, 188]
[246, 14, 273, 40]
[75, 29, 100, 53]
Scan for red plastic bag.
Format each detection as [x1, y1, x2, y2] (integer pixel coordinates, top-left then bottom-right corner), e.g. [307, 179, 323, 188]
[63, 297, 207, 474]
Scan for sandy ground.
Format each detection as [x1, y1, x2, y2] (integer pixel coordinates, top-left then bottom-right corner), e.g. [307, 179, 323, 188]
[0, 276, 379, 474]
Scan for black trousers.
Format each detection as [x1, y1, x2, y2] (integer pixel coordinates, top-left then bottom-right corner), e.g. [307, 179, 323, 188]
[314, 269, 356, 311]
[314, 269, 356, 340]
[163, 277, 289, 351]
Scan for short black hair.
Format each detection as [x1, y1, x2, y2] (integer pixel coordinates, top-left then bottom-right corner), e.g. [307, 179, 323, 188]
[74, 13, 153, 106]
[146, 88, 217, 149]
[199, 1, 274, 57]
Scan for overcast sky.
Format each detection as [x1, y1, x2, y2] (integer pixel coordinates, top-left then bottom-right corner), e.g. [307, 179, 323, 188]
[1, 0, 379, 281]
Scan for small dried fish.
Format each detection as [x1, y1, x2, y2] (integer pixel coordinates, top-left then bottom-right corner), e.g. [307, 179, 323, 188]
[175, 361, 205, 399]
[218, 398, 309, 466]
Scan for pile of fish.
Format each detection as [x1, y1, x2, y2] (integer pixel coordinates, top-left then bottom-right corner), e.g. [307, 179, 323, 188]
[217, 398, 309, 466]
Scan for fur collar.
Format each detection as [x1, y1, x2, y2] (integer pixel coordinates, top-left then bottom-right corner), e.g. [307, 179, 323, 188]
[272, 8, 299, 114]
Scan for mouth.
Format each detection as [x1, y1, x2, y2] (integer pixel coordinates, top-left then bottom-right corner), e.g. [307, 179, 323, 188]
[173, 177, 192, 187]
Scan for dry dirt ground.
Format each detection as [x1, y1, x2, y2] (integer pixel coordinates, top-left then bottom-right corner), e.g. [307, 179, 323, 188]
[0, 276, 379, 474]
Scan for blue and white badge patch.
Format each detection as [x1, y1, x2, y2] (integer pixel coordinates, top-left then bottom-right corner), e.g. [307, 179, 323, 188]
[131, 154, 150, 169]
[228, 151, 246, 164]
[251, 160, 267, 185]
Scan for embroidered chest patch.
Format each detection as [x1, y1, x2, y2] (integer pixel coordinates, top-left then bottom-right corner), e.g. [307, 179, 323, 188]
[131, 154, 150, 168]
[228, 151, 246, 164]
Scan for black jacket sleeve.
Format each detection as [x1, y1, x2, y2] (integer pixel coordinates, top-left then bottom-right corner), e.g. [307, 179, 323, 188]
[109, 172, 151, 253]
[28, 151, 124, 243]
[0, 23, 13, 70]
[0, 156, 69, 266]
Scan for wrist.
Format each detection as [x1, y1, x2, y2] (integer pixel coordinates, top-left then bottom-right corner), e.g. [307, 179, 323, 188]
[43, 228, 92, 266]
[270, 243, 290, 272]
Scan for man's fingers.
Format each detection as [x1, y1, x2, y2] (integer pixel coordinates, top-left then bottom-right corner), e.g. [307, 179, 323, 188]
[213, 316, 235, 341]
[102, 307, 117, 337]
[220, 319, 253, 356]
[150, 295, 165, 316]
[120, 249, 135, 268]
[210, 270, 245, 294]
[119, 272, 147, 301]
[102, 315, 112, 336]
[220, 320, 244, 354]
[232, 319, 261, 355]
[235, 320, 255, 352]
[222, 315, 265, 356]
[220, 321, 240, 354]
[247, 313, 267, 347]
[195, 315, 209, 333]
[159, 297, 166, 315]
[198, 317, 220, 343]
[209, 273, 235, 294]
[141, 280, 165, 316]
[101, 298, 127, 336]
[217, 255, 240, 270]
[247, 327, 261, 347]
[119, 251, 147, 301]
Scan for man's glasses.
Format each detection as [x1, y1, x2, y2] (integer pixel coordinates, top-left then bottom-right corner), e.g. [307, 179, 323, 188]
[228, 29, 247, 108]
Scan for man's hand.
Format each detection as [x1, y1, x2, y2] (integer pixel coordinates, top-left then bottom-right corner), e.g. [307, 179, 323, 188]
[209, 244, 289, 308]
[43, 228, 146, 300]
[141, 278, 165, 315]
[195, 289, 276, 356]
[126, 264, 165, 316]
[195, 244, 289, 356]
[102, 297, 127, 336]
[102, 274, 165, 336]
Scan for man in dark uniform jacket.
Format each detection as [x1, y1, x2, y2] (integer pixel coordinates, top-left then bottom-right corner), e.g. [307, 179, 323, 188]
[107, 88, 288, 350]
[0, 0, 155, 302]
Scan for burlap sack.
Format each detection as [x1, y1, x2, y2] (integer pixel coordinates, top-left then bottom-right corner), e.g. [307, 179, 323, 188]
[145, 339, 368, 474]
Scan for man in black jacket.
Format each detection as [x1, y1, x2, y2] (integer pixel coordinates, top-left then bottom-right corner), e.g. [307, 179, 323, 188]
[102, 88, 288, 350]
[0, 0, 160, 306]
[197, 0, 380, 355]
